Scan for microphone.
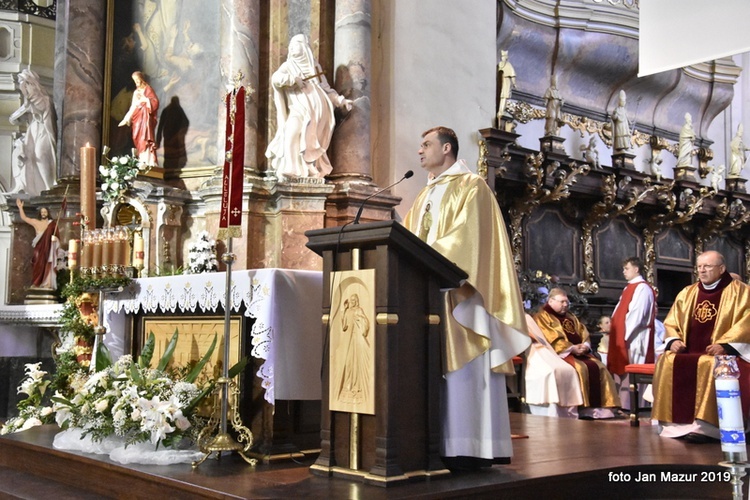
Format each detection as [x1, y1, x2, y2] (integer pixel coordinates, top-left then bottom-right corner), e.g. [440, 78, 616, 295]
[353, 170, 414, 225]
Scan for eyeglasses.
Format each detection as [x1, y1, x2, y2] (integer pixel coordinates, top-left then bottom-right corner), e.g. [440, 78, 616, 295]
[550, 297, 569, 304]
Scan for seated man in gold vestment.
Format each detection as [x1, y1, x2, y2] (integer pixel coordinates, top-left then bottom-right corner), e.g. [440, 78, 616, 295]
[533, 288, 620, 419]
[653, 251, 750, 442]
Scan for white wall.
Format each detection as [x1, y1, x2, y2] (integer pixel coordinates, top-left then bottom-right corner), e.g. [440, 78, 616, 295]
[372, 0, 497, 218]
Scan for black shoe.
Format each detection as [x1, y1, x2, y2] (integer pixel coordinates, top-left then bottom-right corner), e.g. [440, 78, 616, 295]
[441, 456, 493, 471]
[682, 432, 718, 444]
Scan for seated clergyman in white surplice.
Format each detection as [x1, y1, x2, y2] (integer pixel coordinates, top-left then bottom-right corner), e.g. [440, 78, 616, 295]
[524, 314, 584, 418]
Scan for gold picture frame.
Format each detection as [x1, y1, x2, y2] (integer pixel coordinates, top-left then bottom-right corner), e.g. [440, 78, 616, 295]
[103, 0, 221, 178]
[137, 315, 242, 382]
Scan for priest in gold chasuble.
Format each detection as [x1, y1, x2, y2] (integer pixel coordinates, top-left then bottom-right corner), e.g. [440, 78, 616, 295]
[533, 288, 620, 417]
[653, 251, 750, 440]
[403, 126, 530, 469]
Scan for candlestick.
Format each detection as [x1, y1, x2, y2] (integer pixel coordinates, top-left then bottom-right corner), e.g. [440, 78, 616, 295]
[80, 144, 97, 229]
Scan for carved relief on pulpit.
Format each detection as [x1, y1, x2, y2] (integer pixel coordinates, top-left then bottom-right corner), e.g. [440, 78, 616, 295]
[329, 269, 376, 416]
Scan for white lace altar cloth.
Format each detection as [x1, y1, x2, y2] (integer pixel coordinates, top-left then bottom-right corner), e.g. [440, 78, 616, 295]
[102, 269, 323, 404]
[53, 428, 203, 465]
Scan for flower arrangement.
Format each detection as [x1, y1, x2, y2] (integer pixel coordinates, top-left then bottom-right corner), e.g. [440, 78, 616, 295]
[99, 147, 150, 204]
[0, 363, 54, 435]
[51, 331, 217, 448]
[184, 231, 219, 274]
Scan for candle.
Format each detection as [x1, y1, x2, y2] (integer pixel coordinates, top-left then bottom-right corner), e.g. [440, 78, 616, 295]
[68, 239, 79, 270]
[101, 228, 114, 268]
[112, 227, 127, 267]
[81, 230, 92, 270]
[92, 230, 103, 271]
[133, 233, 144, 268]
[80, 144, 97, 229]
[714, 355, 748, 464]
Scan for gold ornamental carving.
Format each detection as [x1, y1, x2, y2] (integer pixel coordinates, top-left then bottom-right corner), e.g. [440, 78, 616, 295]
[577, 174, 654, 294]
[642, 183, 713, 286]
[478, 140, 489, 180]
[506, 101, 545, 124]
[696, 197, 750, 255]
[508, 154, 590, 272]
[506, 104, 663, 154]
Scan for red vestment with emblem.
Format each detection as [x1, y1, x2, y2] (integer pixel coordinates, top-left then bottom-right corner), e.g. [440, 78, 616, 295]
[653, 272, 750, 425]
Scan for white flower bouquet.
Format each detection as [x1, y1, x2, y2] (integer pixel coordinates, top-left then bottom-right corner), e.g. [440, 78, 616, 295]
[99, 147, 149, 204]
[51, 330, 218, 448]
[185, 231, 219, 274]
[0, 362, 54, 435]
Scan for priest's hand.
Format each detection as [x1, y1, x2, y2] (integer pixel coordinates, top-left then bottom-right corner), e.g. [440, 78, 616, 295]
[572, 344, 589, 355]
[706, 344, 726, 356]
[669, 340, 687, 353]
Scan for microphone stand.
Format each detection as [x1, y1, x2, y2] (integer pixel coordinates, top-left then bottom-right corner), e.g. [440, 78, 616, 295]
[353, 170, 414, 225]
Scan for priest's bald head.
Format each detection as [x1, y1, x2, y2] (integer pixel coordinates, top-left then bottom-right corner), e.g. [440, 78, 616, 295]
[696, 251, 726, 285]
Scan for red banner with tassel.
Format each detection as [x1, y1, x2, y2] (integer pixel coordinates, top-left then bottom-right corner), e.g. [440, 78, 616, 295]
[218, 86, 245, 239]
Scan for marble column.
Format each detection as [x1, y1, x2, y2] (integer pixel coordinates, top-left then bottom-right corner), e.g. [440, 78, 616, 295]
[218, 0, 261, 173]
[53, 0, 106, 179]
[328, 0, 372, 183]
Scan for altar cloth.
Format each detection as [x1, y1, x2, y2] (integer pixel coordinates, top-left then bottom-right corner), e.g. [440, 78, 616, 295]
[102, 269, 324, 404]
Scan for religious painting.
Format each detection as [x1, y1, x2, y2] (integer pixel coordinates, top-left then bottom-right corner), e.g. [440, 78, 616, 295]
[137, 316, 242, 384]
[329, 269, 376, 415]
[104, 0, 221, 173]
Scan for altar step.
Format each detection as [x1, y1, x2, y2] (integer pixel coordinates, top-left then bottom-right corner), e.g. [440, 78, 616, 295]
[0, 466, 107, 499]
[0, 426, 236, 499]
[0, 415, 736, 499]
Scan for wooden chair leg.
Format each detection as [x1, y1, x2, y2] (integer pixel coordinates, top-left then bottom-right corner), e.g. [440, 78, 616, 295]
[629, 376, 640, 427]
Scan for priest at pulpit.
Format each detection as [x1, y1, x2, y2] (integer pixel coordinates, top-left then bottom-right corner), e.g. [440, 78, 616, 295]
[403, 126, 530, 470]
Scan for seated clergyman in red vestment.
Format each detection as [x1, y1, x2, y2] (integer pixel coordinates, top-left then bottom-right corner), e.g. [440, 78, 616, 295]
[533, 288, 620, 419]
[653, 251, 750, 442]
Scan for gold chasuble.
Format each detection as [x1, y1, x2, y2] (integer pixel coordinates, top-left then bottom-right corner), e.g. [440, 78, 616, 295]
[652, 277, 750, 426]
[533, 307, 620, 408]
[403, 162, 529, 374]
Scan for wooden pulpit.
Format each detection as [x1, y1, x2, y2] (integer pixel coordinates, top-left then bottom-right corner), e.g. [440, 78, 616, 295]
[305, 220, 467, 486]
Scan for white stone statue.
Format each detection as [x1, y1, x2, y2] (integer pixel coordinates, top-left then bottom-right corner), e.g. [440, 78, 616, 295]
[579, 136, 599, 169]
[265, 34, 352, 181]
[676, 112, 695, 167]
[711, 164, 725, 191]
[611, 90, 631, 153]
[8, 69, 57, 196]
[647, 148, 663, 181]
[496, 50, 516, 122]
[729, 124, 749, 177]
[543, 74, 564, 136]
